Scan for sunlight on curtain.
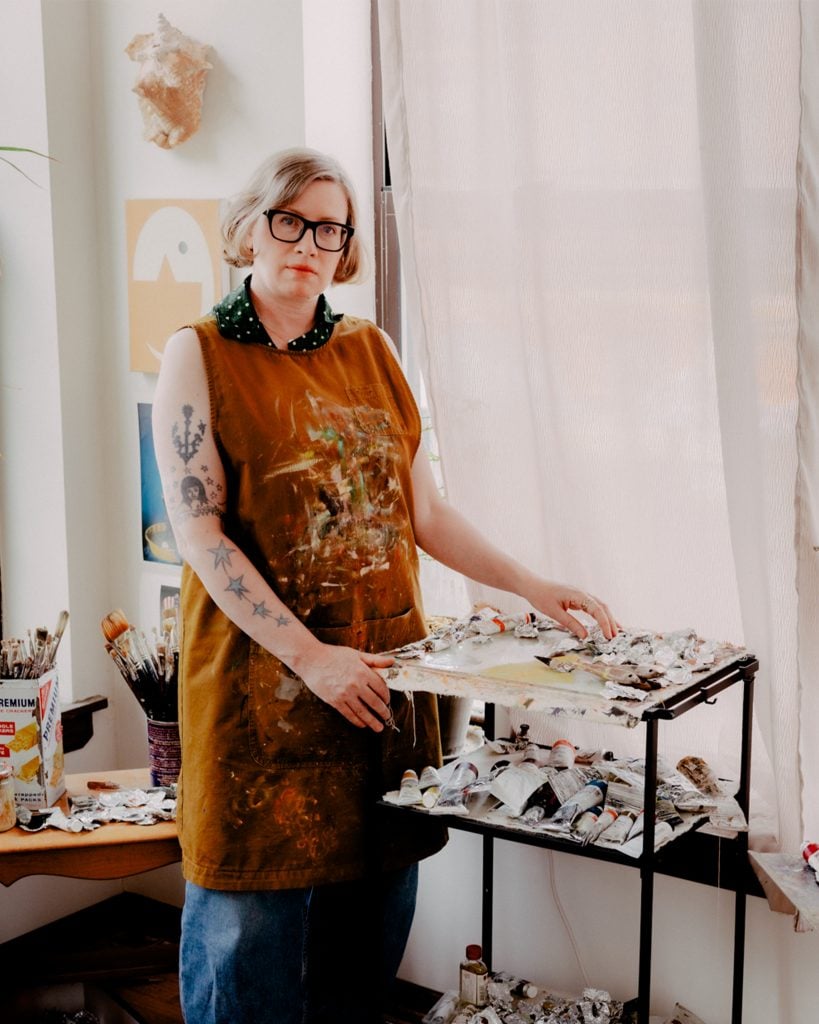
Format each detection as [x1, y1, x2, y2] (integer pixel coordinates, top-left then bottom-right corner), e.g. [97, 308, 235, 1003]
[379, 0, 818, 849]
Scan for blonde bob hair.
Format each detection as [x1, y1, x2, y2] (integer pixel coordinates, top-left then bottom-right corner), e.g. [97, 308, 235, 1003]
[221, 148, 365, 284]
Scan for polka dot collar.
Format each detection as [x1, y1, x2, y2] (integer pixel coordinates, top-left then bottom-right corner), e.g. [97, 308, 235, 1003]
[213, 276, 342, 351]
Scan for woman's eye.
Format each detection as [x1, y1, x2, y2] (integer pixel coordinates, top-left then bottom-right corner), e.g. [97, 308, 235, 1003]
[319, 224, 339, 237]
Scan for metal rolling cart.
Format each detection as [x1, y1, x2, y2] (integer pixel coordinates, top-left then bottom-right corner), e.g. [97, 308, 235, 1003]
[380, 653, 758, 1024]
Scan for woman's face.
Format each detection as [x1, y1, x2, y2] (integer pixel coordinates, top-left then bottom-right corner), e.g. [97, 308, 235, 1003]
[248, 179, 349, 306]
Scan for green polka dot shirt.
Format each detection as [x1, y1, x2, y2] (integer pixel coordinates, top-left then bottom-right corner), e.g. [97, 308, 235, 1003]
[213, 276, 342, 351]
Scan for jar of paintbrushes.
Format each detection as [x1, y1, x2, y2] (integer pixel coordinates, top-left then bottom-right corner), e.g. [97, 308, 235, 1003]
[101, 603, 180, 786]
[0, 610, 69, 809]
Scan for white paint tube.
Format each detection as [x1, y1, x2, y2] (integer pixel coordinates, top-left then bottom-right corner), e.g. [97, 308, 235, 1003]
[521, 804, 547, 825]
[572, 807, 602, 841]
[470, 1007, 503, 1024]
[551, 779, 608, 825]
[421, 990, 459, 1024]
[627, 809, 644, 841]
[597, 809, 634, 845]
[802, 842, 819, 884]
[488, 761, 550, 817]
[547, 738, 576, 769]
[398, 769, 423, 806]
[421, 786, 440, 809]
[419, 765, 443, 790]
[582, 806, 619, 846]
[521, 742, 549, 766]
[428, 761, 478, 815]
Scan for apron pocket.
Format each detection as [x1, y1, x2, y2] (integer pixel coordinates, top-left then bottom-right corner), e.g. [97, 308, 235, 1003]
[247, 607, 424, 769]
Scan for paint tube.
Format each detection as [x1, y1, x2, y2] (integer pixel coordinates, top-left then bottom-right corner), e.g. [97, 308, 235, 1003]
[428, 761, 478, 815]
[551, 779, 608, 826]
[515, 998, 545, 1020]
[511, 978, 539, 999]
[656, 798, 684, 829]
[419, 765, 443, 790]
[422, 786, 440, 809]
[421, 990, 459, 1024]
[596, 809, 634, 845]
[575, 748, 613, 765]
[398, 769, 424, 806]
[489, 762, 550, 817]
[582, 807, 619, 846]
[547, 738, 576, 769]
[676, 754, 722, 797]
[521, 742, 549, 766]
[470, 610, 521, 635]
[521, 804, 546, 825]
[627, 809, 644, 841]
[579, 988, 618, 1024]
[657, 781, 716, 814]
[802, 842, 819, 884]
[621, 817, 674, 855]
[470, 1008, 503, 1024]
[572, 807, 601, 841]
[525, 765, 588, 819]
[485, 975, 513, 1010]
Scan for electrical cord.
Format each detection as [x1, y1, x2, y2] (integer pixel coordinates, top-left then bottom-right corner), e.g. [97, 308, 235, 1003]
[547, 848, 591, 990]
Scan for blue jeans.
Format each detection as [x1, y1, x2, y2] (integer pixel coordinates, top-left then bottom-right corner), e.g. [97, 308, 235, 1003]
[180, 863, 418, 1024]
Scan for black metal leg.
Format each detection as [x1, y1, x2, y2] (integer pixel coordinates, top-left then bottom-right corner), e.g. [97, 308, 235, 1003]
[482, 833, 494, 971]
[638, 718, 659, 1024]
[732, 664, 756, 1024]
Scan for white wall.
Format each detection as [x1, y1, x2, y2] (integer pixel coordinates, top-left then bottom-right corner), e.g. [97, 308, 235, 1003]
[2, 3, 819, 1022]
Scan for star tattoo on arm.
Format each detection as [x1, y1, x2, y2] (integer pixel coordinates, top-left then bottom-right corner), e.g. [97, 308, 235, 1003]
[225, 575, 250, 600]
[208, 539, 236, 570]
[252, 601, 274, 619]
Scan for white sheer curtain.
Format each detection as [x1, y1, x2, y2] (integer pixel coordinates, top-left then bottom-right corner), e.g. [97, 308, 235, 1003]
[379, 0, 819, 850]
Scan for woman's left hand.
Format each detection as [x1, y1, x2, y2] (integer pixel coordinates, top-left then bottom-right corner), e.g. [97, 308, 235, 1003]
[523, 580, 618, 640]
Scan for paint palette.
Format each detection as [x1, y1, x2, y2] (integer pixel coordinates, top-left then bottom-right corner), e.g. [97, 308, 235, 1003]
[380, 621, 746, 728]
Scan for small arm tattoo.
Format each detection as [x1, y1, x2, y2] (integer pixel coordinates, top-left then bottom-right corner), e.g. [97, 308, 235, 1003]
[167, 404, 290, 626]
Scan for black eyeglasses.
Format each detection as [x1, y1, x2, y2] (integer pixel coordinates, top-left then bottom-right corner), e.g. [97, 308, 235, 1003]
[264, 209, 354, 252]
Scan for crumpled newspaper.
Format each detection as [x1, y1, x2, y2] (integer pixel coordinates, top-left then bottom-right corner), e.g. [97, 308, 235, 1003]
[16, 786, 176, 832]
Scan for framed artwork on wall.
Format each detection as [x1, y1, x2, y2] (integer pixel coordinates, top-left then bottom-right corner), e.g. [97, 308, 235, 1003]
[126, 198, 228, 373]
[138, 402, 181, 566]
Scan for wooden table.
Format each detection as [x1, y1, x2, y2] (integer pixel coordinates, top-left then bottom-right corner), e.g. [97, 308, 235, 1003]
[0, 769, 181, 886]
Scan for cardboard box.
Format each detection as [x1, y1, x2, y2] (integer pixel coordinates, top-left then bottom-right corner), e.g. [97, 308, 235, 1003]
[0, 669, 65, 808]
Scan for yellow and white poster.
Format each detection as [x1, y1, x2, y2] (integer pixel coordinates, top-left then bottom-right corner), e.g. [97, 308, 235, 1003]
[126, 198, 228, 373]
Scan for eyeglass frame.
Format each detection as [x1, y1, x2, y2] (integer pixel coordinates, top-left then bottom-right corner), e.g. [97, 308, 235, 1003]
[263, 209, 355, 252]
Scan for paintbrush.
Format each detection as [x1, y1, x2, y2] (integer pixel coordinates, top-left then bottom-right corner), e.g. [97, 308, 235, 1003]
[101, 608, 178, 720]
[49, 609, 69, 664]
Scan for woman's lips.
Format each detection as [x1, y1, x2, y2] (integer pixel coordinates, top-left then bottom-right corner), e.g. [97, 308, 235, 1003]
[288, 264, 316, 274]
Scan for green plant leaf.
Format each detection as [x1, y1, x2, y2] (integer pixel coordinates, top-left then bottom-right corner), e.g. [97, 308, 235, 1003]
[0, 146, 54, 187]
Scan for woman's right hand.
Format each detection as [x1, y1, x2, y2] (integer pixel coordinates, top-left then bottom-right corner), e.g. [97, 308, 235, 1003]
[293, 644, 396, 732]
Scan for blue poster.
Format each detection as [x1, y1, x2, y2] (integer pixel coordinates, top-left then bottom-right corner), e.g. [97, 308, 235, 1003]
[138, 402, 182, 565]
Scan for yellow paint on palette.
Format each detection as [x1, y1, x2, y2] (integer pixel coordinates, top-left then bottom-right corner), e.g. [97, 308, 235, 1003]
[483, 660, 604, 695]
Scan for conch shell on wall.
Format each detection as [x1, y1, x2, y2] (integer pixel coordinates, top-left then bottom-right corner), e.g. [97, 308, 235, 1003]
[126, 13, 213, 150]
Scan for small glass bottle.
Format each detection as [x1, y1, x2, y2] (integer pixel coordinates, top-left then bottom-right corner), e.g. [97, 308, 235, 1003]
[0, 765, 17, 832]
[459, 943, 488, 1007]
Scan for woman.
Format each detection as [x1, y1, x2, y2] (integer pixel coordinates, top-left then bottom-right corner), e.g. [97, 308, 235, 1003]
[153, 148, 616, 1024]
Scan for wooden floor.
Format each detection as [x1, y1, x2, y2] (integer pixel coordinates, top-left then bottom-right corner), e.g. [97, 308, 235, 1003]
[2, 894, 439, 1024]
[102, 973, 437, 1024]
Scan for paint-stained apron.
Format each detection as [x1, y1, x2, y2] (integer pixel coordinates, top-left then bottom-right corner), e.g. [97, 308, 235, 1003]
[178, 313, 446, 890]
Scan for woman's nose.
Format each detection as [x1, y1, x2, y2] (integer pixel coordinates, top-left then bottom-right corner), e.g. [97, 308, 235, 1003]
[295, 228, 318, 254]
